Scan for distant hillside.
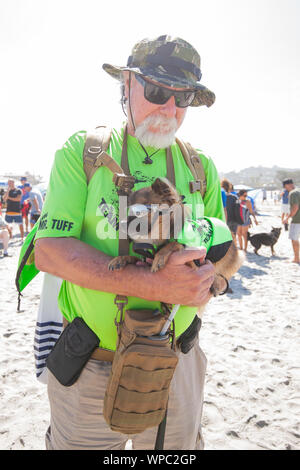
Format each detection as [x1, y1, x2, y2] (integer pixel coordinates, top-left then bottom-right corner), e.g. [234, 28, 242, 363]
[0, 171, 44, 186]
[220, 166, 300, 189]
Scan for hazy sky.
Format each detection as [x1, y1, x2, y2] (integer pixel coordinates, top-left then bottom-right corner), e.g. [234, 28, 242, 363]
[0, 0, 299, 180]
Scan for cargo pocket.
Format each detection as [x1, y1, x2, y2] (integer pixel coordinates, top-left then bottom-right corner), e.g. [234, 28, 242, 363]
[103, 309, 178, 435]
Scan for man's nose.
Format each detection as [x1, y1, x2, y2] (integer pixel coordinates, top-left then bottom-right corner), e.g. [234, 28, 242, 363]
[159, 95, 177, 117]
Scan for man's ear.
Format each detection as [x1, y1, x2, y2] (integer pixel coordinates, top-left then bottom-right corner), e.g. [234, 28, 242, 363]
[122, 71, 130, 101]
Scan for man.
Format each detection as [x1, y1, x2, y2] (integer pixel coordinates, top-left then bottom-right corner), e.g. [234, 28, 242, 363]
[221, 179, 238, 243]
[4, 179, 24, 241]
[282, 179, 300, 264]
[35, 35, 225, 450]
[19, 176, 30, 232]
[0, 214, 10, 256]
[23, 183, 43, 228]
[221, 183, 227, 220]
[280, 186, 290, 231]
[18, 176, 27, 190]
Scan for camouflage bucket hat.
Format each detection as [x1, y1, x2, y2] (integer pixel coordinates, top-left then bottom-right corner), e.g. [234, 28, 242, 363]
[102, 35, 215, 107]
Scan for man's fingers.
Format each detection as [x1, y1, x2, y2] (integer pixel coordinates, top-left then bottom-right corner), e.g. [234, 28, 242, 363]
[169, 247, 207, 265]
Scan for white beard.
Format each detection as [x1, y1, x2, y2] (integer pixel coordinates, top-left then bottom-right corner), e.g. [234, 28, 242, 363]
[135, 116, 178, 149]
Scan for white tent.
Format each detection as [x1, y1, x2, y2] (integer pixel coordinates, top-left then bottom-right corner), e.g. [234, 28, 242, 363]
[0, 177, 22, 188]
[34, 182, 48, 199]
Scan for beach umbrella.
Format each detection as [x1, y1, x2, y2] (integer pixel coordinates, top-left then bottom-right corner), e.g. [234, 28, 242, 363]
[233, 184, 254, 191]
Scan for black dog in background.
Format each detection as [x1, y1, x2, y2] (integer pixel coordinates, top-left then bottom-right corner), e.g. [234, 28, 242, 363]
[248, 227, 281, 255]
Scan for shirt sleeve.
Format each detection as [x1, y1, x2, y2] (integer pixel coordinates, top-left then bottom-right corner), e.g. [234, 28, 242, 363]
[197, 152, 226, 222]
[221, 189, 227, 208]
[289, 191, 300, 207]
[35, 131, 87, 241]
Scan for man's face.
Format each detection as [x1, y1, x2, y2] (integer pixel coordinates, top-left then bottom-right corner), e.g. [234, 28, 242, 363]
[123, 72, 188, 148]
[284, 183, 294, 192]
[7, 180, 14, 189]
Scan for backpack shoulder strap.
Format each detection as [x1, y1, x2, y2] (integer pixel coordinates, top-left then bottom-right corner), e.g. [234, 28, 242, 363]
[83, 126, 122, 184]
[175, 137, 207, 199]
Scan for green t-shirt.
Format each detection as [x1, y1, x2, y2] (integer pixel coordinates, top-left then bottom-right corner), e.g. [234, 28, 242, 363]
[35, 127, 225, 350]
[289, 188, 300, 223]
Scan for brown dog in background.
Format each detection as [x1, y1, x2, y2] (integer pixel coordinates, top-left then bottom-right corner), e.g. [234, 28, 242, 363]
[109, 178, 244, 301]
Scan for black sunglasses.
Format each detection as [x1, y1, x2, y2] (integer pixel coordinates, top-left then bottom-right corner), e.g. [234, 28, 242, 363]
[135, 74, 196, 108]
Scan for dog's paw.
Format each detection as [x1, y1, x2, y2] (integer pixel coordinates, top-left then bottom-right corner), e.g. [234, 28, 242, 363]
[151, 254, 166, 272]
[210, 275, 227, 296]
[209, 284, 218, 297]
[108, 257, 126, 271]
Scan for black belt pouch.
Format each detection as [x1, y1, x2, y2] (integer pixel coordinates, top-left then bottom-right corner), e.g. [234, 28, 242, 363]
[46, 317, 99, 387]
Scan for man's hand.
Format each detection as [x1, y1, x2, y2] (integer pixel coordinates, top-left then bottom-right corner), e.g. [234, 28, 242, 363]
[152, 247, 215, 307]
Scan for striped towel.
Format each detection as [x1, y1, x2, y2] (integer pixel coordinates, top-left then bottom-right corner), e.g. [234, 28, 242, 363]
[34, 273, 63, 384]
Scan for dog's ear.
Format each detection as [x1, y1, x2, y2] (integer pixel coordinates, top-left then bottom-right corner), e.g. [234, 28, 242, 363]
[151, 178, 180, 204]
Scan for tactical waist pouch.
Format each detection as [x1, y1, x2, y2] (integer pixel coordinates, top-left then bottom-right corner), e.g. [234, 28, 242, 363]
[46, 317, 99, 386]
[103, 309, 178, 435]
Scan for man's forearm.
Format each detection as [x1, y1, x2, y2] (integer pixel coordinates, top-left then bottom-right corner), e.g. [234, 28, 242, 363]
[34, 237, 215, 307]
[288, 204, 299, 219]
[33, 197, 39, 211]
[35, 237, 151, 299]
[7, 196, 21, 201]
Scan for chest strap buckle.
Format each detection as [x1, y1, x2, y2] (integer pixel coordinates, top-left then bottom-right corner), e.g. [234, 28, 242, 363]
[113, 174, 135, 195]
[189, 180, 203, 194]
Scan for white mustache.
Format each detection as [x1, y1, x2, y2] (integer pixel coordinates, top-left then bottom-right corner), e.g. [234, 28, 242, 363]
[135, 116, 177, 149]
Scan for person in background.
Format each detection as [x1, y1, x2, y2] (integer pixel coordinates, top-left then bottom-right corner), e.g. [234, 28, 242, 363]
[23, 183, 43, 228]
[221, 179, 237, 243]
[236, 189, 258, 251]
[282, 179, 300, 264]
[0, 189, 4, 214]
[280, 186, 290, 231]
[19, 177, 31, 233]
[262, 188, 267, 204]
[18, 176, 27, 190]
[4, 179, 24, 241]
[0, 214, 11, 256]
[220, 182, 227, 221]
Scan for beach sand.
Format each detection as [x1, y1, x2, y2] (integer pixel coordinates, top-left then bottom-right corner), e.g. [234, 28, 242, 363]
[0, 199, 299, 450]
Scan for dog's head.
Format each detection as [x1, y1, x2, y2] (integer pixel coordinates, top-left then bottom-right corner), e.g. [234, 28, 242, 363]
[271, 227, 282, 237]
[127, 178, 188, 244]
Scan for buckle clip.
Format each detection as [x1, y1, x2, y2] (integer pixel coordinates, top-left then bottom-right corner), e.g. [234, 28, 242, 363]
[114, 295, 128, 305]
[113, 174, 135, 195]
[189, 180, 202, 193]
[114, 295, 128, 332]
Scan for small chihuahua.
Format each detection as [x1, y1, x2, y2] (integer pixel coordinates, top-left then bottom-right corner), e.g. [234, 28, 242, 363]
[109, 177, 244, 300]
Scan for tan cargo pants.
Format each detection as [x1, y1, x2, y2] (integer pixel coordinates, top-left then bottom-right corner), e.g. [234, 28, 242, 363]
[45, 342, 207, 450]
